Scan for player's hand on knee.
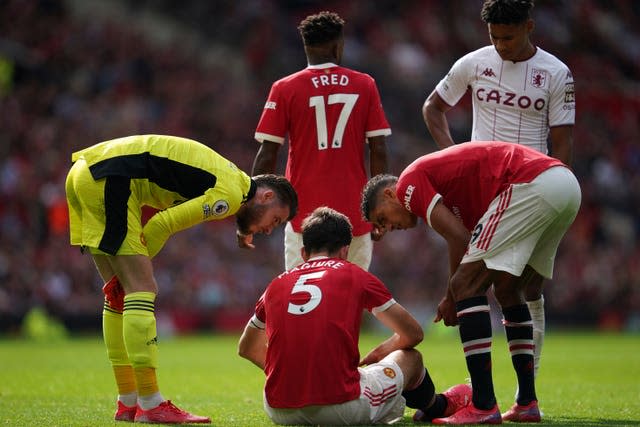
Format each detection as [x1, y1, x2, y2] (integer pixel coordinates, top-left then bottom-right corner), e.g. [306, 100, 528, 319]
[434, 295, 458, 326]
[359, 349, 380, 366]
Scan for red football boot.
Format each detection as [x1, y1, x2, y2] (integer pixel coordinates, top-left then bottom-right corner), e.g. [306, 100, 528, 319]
[134, 400, 211, 424]
[501, 400, 541, 422]
[413, 383, 473, 422]
[433, 402, 502, 425]
[114, 400, 136, 422]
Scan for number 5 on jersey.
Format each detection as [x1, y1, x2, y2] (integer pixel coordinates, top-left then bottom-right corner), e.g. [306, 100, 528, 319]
[309, 94, 359, 150]
[288, 271, 325, 315]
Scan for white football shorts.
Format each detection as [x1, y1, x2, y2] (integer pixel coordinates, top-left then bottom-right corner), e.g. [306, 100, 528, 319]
[462, 166, 581, 278]
[284, 222, 373, 271]
[264, 360, 406, 425]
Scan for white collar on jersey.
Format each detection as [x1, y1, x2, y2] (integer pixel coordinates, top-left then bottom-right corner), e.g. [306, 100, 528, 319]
[306, 63, 338, 69]
[306, 255, 330, 261]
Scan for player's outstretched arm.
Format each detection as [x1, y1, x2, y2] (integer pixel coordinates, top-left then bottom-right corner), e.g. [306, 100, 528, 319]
[429, 201, 471, 326]
[429, 201, 470, 279]
[360, 303, 423, 366]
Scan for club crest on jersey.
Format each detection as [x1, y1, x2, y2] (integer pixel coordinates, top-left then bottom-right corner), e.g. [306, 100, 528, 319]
[383, 367, 396, 379]
[530, 69, 547, 88]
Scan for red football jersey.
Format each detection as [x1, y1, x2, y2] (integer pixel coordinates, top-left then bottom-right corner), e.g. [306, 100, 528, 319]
[254, 256, 395, 408]
[397, 141, 565, 230]
[255, 63, 391, 235]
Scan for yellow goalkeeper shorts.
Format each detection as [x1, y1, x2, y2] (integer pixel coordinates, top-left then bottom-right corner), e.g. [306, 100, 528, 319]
[65, 158, 148, 256]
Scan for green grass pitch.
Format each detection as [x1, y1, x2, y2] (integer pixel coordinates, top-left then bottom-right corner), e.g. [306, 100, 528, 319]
[0, 331, 638, 426]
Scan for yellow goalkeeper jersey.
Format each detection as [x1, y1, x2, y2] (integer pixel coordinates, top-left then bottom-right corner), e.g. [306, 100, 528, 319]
[69, 134, 254, 256]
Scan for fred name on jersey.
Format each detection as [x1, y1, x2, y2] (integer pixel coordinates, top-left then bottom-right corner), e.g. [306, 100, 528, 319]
[310, 72, 349, 89]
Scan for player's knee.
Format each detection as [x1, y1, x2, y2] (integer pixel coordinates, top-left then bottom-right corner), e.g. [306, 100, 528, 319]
[401, 348, 423, 368]
[385, 348, 420, 364]
[493, 280, 525, 307]
[387, 349, 423, 387]
[524, 278, 544, 301]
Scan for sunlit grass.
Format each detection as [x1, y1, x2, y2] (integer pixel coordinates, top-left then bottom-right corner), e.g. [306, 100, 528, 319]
[0, 331, 638, 426]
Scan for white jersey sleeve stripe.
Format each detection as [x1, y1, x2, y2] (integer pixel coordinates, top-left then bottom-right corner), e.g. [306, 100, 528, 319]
[255, 132, 285, 144]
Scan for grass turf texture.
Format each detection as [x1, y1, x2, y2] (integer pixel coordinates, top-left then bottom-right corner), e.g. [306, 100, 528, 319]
[0, 331, 638, 426]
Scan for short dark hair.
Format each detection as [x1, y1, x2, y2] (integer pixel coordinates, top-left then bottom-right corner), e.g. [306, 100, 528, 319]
[481, 0, 534, 25]
[360, 174, 398, 222]
[253, 174, 298, 221]
[302, 207, 352, 255]
[298, 11, 345, 46]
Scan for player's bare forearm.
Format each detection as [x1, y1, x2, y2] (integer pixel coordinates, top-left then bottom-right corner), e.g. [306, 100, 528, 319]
[423, 91, 456, 149]
[425, 113, 455, 149]
[372, 304, 424, 356]
[549, 125, 573, 167]
[238, 325, 267, 370]
[360, 334, 399, 366]
[368, 137, 388, 177]
[251, 141, 280, 175]
[429, 202, 470, 276]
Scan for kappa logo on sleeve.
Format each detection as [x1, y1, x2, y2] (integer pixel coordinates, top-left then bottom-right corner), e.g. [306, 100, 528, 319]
[481, 67, 496, 77]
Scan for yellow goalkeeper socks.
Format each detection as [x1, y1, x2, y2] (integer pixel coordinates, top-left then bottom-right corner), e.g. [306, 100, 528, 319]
[114, 365, 137, 407]
[113, 365, 137, 394]
[123, 292, 163, 408]
[135, 367, 164, 409]
[103, 306, 136, 401]
[123, 292, 159, 369]
[103, 306, 130, 364]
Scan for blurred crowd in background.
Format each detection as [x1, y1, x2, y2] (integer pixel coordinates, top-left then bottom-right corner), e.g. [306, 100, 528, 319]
[0, 0, 638, 335]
